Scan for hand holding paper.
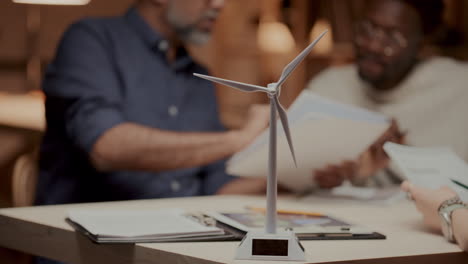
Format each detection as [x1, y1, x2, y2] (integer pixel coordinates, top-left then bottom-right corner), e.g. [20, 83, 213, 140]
[228, 92, 391, 192]
[313, 119, 405, 189]
[401, 181, 458, 231]
[384, 142, 468, 201]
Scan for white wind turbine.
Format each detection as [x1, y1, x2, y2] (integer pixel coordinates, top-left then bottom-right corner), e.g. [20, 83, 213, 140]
[195, 30, 327, 261]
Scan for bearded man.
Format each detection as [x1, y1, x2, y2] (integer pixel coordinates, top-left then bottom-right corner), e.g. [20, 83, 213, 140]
[36, 0, 269, 207]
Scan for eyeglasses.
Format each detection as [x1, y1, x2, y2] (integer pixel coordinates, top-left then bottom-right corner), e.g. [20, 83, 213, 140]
[354, 20, 408, 56]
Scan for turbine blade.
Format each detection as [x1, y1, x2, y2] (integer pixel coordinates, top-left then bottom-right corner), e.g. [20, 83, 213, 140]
[194, 73, 269, 93]
[277, 30, 328, 87]
[273, 95, 297, 167]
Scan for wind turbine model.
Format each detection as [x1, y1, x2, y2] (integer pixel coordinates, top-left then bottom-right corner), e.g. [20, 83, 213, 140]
[194, 30, 327, 261]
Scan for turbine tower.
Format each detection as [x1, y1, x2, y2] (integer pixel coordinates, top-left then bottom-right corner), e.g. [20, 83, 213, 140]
[194, 30, 327, 261]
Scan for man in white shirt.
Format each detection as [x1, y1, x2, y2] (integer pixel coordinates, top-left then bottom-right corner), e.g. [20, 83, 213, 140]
[306, 0, 468, 188]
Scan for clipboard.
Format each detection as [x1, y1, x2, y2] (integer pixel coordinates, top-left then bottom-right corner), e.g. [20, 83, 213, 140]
[66, 209, 247, 244]
[66, 216, 245, 244]
[206, 211, 386, 241]
[67, 209, 385, 244]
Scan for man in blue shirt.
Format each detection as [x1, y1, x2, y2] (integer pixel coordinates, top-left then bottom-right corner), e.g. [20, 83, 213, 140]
[35, 0, 268, 206]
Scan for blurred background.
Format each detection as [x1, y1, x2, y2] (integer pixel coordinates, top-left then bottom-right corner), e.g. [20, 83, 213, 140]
[1, 0, 468, 221]
[0, 0, 467, 262]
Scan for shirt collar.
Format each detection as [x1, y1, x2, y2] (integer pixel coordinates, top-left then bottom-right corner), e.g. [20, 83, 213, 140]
[126, 7, 163, 49]
[125, 7, 195, 71]
[362, 57, 444, 103]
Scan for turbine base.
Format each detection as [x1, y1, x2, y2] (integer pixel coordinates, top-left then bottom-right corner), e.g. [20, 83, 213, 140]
[235, 230, 305, 261]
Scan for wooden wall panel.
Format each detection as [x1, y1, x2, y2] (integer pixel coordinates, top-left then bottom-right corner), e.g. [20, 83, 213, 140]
[0, 2, 27, 61]
[0, 0, 134, 92]
[0, 71, 26, 93]
[0, 2, 28, 92]
[192, 0, 266, 128]
[39, 0, 134, 60]
[0, 0, 467, 118]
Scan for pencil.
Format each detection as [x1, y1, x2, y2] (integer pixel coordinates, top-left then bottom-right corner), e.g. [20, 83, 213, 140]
[452, 179, 468, 190]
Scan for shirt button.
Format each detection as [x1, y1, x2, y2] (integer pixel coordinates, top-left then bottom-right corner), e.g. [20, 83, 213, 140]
[168, 105, 178, 117]
[158, 40, 169, 52]
[171, 180, 181, 192]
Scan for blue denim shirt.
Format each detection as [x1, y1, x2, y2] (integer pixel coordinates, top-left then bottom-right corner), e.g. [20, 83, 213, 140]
[35, 8, 235, 205]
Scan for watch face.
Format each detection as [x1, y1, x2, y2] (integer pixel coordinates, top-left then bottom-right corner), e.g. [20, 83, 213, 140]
[441, 216, 450, 234]
[438, 200, 467, 242]
[439, 209, 455, 242]
[440, 211, 451, 221]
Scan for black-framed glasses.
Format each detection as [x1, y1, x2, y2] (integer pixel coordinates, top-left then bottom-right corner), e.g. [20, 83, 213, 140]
[354, 20, 408, 56]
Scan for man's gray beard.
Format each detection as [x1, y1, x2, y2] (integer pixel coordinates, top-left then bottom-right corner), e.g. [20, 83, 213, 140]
[166, 9, 217, 45]
[177, 28, 211, 45]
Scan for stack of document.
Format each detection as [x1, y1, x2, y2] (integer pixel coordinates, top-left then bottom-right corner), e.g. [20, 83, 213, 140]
[67, 208, 227, 243]
[228, 92, 390, 192]
[67, 208, 386, 243]
[206, 211, 385, 240]
[384, 142, 468, 201]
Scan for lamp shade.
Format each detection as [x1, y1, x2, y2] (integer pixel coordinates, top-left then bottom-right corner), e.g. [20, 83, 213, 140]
[309, 19, 333, 55]
[13, 0, 90, 5]
[258, 21, 295, 54]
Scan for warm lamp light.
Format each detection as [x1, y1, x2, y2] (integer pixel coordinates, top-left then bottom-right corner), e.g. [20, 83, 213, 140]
[258, 21, 296, 54]
[12, 0, 91, 90]
[309, 19, 333, 55]
[13, 0, 90, 5]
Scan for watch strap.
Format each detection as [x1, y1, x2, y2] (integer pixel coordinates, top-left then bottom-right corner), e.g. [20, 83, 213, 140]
[438, 196, 464, 212]
[438, 196, 467, 242]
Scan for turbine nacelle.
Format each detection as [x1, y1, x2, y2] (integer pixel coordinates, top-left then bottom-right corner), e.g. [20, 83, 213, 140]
[267, 83, 279, 96]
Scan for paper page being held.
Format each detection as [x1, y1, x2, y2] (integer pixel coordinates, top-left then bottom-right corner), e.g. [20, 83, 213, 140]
[383, 142, 468, 201]
[227, 92, 390, 192]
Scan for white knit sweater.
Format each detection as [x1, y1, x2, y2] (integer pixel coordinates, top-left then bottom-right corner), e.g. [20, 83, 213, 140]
[306, 57, 468, 186]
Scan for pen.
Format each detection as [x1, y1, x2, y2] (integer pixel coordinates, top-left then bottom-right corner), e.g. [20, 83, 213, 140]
[245, 206, 323, 217]
[451, 179, 468, 190]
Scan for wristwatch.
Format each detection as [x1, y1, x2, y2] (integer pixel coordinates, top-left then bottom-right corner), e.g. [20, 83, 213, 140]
[438, 196, 468, 242]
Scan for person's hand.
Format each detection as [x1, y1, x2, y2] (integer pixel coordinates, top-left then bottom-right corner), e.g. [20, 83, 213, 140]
[312, 119, 405, 188]
[313, 161, 356, 189]
[236, 104, 270, 149]
[401, 181, 458, 232]
[354, 119, 405, 182]
[216, 177, 293, 195]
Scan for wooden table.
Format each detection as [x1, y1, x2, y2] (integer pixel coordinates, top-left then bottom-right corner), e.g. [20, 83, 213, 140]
[0, 91, 45, 132]
[0, 91, 44, 208]
[0, 195, 467, 264]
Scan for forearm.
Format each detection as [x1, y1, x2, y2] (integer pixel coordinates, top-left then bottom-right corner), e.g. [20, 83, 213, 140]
[91, 122, 243, 172]
[452, 208, 468, 252]
[216, 178, 267, 195]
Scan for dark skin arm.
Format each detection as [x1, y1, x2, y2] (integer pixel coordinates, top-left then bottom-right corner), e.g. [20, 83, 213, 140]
[313, 119, 405, 188]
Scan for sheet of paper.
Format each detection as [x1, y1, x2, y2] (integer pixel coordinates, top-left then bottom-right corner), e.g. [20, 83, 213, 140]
[311, 182, 405, 205]
[206, 211, 350, 234]
[288, 92, 388, 125]
[206, 211, 375, 235]
[383, 142, 468, 201]
[68, 208, 222, 237]
[228, 92, 389, 192]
